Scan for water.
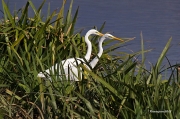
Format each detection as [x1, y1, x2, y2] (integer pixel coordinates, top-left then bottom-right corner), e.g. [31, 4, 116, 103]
[1, 0, 180, 67]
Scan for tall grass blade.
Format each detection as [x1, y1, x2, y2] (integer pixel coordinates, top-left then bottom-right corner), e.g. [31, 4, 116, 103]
[147, 37, 172, 84]
[2, 0, 15, 27]
[80, 64, 123, 100]
[54, 0, 66, 27]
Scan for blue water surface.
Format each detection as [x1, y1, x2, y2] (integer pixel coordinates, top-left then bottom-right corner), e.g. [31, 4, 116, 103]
[1, 0, 180, 68]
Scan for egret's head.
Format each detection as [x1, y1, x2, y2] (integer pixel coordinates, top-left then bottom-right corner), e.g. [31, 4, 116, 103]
[88, 29, 104, 36]
[103, 34, 124, 42]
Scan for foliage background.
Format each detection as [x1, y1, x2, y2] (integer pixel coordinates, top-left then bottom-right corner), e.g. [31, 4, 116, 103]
[0, 0, 180, 118]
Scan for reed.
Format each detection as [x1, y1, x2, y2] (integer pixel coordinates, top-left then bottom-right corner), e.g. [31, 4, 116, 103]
[0, 0, 180, 118]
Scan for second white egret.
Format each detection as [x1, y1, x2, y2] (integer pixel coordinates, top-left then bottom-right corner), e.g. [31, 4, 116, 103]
[90, 33, 124, 69]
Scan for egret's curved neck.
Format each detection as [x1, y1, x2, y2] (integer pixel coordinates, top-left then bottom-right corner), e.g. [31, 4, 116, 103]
[90, 37, 105, 69]
[84, 32, 92, 61]
[97, 38, 104, 58]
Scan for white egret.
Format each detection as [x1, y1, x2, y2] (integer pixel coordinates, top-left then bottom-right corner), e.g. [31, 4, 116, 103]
[89, 34, 124, 69]
[37, 29, 103, 81]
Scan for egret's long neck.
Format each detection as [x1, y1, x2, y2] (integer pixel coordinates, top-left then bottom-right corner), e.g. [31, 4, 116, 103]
[84, 33, 92, 61]
[90, 37, 105, 69]
[97, 38, 104, 58]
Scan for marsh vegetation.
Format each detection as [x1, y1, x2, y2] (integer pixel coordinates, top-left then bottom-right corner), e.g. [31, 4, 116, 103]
[0, 0, 180, 118]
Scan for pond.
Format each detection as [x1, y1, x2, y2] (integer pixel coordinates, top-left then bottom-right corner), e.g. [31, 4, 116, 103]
[1, 0, 180, 68]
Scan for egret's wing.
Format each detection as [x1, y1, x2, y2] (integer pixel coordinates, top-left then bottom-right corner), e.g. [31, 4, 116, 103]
[37, 58, 86, 81]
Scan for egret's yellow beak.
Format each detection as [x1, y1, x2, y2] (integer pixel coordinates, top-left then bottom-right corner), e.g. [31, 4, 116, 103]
[97, 32, 104, 37]
[112, 36, 124, 42]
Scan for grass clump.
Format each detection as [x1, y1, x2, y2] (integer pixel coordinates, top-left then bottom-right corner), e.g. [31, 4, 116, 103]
[0, 0, 180, 119]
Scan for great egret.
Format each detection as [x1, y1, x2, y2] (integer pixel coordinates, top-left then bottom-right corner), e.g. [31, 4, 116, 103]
[37, 29, 103, 81]
[90, 34, 124, 69]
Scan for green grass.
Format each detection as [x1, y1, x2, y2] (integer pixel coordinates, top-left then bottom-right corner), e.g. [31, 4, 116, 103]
[0, 0, 180, 118]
